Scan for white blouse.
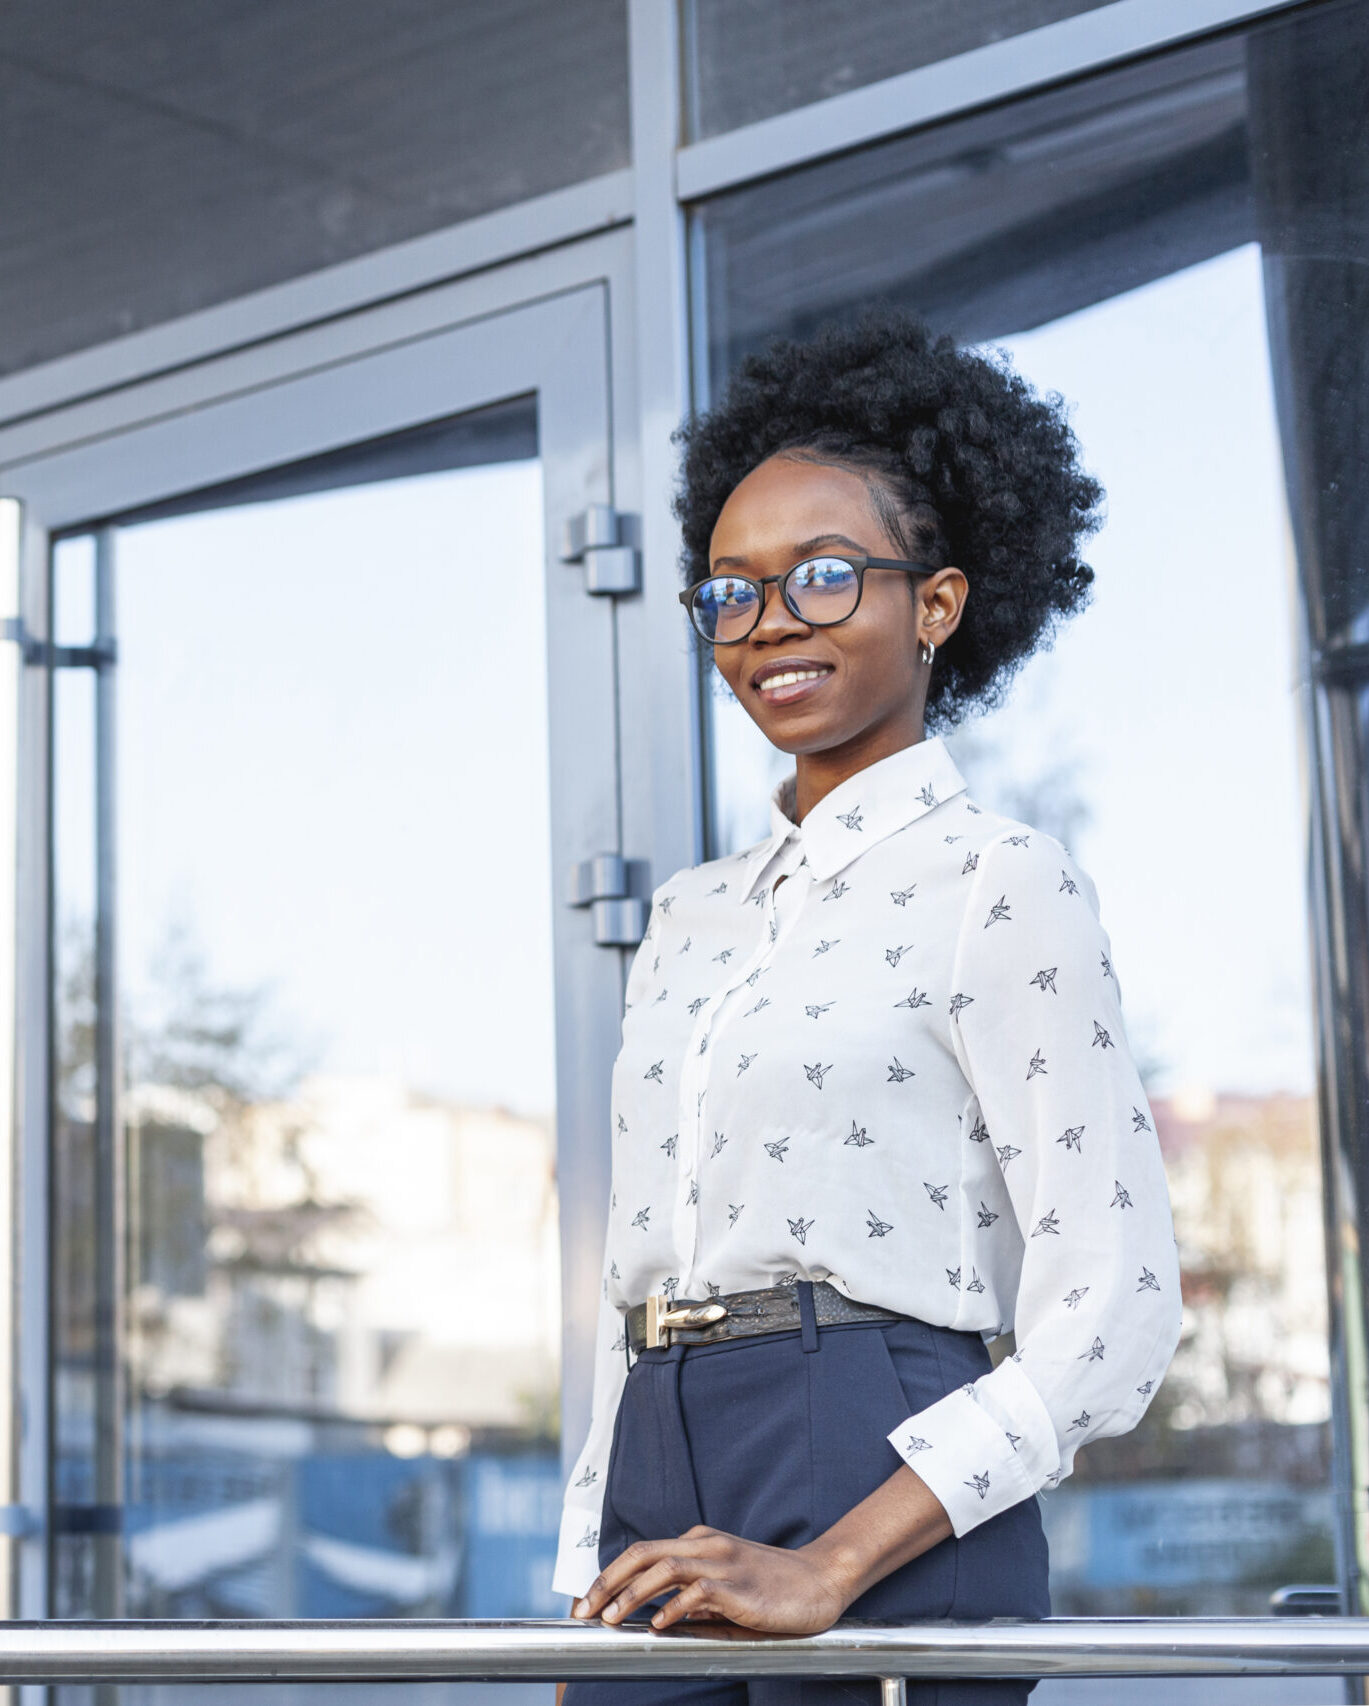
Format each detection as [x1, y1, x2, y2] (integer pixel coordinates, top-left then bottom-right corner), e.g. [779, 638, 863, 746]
[553, 735, 1181, 1598]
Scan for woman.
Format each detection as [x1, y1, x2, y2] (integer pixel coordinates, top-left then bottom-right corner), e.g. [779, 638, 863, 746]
[554, 315, 1182, 1705]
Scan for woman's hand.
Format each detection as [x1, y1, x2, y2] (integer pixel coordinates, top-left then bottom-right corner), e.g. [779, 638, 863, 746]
[569, 1465, 952, 1636]
[571, 1525, 856, 1634]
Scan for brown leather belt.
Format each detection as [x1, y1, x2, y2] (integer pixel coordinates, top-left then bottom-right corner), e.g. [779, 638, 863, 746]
[625, 1280, 904, 1354]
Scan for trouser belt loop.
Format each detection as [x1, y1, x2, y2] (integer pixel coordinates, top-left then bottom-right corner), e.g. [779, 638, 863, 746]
[797, 1279, 819, 1353]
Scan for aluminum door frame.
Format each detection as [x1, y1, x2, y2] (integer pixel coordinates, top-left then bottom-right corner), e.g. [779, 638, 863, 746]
[0, 253, 649, 1619]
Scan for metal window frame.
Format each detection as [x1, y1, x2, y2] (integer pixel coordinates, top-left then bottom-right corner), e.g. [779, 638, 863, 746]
[617, 0, 707, 884]
[0, 172, 635, 432]
[1, 261, 651, 1620]
[0, 501, 24, 1633]
[674, 0, 1309, 197]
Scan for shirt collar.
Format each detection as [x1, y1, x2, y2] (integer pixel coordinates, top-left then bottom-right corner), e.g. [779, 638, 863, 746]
[740, 736, 967, 900]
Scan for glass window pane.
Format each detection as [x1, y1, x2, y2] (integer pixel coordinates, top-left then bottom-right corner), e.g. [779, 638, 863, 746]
[983, 257, 1330, 1609]
[693, 8, 1359, 1616]
[51, 410, 568, 1649]
[684, 0, 1113, 139]
[2, 0, 629, 375]
[693, 34, 1253, 404]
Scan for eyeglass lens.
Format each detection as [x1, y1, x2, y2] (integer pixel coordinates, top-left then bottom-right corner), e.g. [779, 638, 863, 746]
[690, 556, 861, 641]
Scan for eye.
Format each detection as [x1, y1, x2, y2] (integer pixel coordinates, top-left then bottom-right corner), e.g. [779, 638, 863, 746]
[791, 556, 856, 592]
[705, 576, 757, 608]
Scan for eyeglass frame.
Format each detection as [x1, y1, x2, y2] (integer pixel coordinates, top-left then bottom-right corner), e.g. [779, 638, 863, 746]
[677, 552, 941, 644]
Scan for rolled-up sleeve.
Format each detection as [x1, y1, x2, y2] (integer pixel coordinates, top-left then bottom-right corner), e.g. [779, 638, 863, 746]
[887, 831, 1182, 1535]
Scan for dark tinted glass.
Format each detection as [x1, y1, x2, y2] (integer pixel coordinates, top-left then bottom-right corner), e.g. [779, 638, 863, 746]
[694, 35, 1253, 400]
[684, 0, 1112, 139]
[1, 0, 629, 375]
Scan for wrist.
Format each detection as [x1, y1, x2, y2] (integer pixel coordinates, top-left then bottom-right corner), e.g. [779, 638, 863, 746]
[800, 1529, 875, 1608]
[800, 1465, 955, 1610]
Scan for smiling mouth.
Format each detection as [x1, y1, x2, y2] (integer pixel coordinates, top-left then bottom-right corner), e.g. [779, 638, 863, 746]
[753, 664, 835, 706]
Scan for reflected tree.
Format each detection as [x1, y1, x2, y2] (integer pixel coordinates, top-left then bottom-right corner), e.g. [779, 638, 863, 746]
[55, 917, 363, 1407]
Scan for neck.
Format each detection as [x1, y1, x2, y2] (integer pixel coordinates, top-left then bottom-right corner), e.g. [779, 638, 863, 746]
[793, 711, 926, 821]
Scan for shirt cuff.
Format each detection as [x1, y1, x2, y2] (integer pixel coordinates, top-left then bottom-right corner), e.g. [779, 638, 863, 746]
[887, 1356, 1058, 1536]
[552, 1502, 604, 1599]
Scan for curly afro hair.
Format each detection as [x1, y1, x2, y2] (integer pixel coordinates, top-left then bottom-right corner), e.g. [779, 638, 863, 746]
[672, 312, 1103, 727]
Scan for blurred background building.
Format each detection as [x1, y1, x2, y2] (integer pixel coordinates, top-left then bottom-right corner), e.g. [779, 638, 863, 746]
[1, 2, 1367, 1704]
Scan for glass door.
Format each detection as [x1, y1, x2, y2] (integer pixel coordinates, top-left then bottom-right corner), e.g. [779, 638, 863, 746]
[6, 283, 629, 1690]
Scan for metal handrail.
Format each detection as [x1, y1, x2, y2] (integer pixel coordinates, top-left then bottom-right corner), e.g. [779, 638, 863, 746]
[0, 1617, 1366, 1696]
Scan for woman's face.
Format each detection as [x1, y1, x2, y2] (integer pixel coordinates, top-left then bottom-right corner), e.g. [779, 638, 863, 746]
[707, 454, 965, 761]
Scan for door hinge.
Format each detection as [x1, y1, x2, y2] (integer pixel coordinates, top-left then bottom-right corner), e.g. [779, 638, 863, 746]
[568, 853, 647, 946]
[560, 505, 640, 596]
[1, 617, 116, 669]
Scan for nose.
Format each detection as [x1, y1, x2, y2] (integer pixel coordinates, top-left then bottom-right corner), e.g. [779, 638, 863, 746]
[751, 576, 811, 642]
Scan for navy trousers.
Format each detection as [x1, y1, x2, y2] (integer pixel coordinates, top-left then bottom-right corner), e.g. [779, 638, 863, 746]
[564, 1298, 1049, 1706]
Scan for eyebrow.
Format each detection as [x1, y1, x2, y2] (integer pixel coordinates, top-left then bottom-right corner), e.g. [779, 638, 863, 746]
[711, 532, 868, 570]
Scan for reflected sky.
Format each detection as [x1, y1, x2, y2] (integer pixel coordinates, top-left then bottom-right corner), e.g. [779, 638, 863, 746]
[706, 244, 1312, 1098]
[56, 460, 557, 1117]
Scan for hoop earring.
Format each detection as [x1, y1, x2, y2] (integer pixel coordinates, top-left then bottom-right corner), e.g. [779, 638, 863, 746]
[920, 639, 936, 667]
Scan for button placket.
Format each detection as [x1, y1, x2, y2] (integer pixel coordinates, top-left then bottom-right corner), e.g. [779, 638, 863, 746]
[671, 840, 802, 1293]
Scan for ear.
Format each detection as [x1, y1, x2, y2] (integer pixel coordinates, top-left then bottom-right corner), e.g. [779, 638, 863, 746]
[918, 567, 968, 645]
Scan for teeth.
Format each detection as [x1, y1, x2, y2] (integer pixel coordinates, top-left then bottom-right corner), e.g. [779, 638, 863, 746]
[761, 669, 828, 691]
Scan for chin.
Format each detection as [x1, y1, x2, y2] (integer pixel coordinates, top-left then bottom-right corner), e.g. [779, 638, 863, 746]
[754, 716, 853, 757]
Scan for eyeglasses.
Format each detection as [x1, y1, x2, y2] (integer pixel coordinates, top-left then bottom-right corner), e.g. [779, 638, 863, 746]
[678, 553, 939, 645]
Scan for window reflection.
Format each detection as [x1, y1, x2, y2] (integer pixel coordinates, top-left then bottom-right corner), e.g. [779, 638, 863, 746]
[51, 452, 565, 1645]
[698, 221, 1331, 1617]
[984, 253, 1329, 1611]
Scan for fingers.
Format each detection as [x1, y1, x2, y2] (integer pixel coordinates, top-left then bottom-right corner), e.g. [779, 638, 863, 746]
[573, 1540, 666, 1618]
[573, 1537, 718, 1621]
[600, 1555, 709, 1624]
[570, 1528, 846, 1639]
[651, 1576, 734, 1631]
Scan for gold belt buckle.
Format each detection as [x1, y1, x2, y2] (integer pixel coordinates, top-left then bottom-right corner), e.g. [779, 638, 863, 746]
[644, 1295, 729, 1349]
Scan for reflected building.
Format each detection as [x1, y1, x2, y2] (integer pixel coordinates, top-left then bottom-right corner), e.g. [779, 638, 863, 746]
[126, 1075, 560, 1432]
[60, 1063, 563, 1622]
[1045, 1090, 1336, 1615]
[1159, 1092, 1329, 1434]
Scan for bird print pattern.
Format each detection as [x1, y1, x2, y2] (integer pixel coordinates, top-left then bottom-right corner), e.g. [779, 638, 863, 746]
[554, 735, 1182, 1598]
